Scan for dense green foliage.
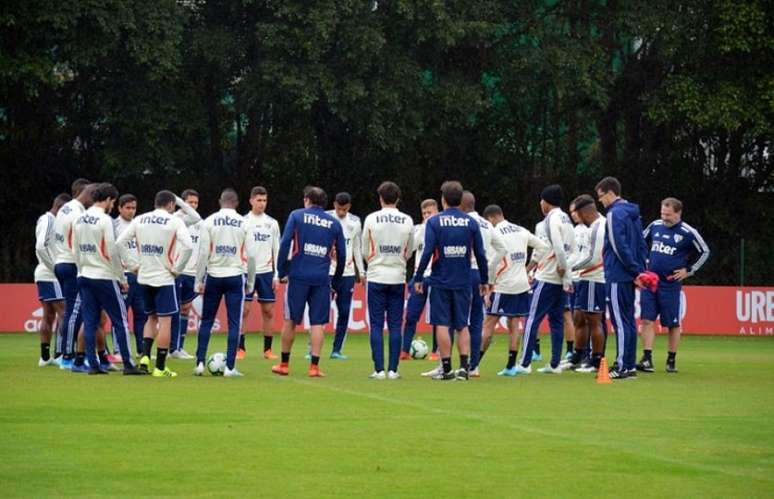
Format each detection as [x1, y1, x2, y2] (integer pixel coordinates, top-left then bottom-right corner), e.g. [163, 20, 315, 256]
[1, 333, 773, 497]
[2, 0, 772, 283]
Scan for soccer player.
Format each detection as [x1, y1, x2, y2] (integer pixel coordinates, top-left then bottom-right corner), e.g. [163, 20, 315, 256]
[113, 193, 146, 357]
[72, 183, 144, 375]
[194, 189, 256, 377]
[34, 193, 71, 366]
[170, 188, 202, 359]
[517, 184, 575, 374]
[479, 204, 547, 376]
[401, 199, 438, 360]
[53, 178, 92, 369]
[117, 190, 194, 377]
[327, 192, 365, 360]
[241, 186, 281, 360]
[362, 181, 414, 379]
[568, 194, 606, 372]
[525, 220, 548, 361]
[596, 176, 648, 379]
[271, 186, 345, 377]
[460, 191, 495, 377]
[561, 200, 588, 361]
[637, 197, 709, 373]
[413, 181, 488, 381]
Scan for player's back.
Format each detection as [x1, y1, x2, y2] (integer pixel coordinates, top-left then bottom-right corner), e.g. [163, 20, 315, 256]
[34, 212, 57, 282]
[74, 206, 120, 281]
[492, 221, 539, 294]
[54, 199, 86, 264]
[202, 208, 250, 278]
[424, 208, 481, 289]
[468, 212, 494, 270]
[363, 207, 413, 284]
[281, 207, 343, 285]
[535, 207, 575, 285]
[132, 209, 187, 285]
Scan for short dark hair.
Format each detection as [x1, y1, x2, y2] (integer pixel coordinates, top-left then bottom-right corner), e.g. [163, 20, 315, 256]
[71, 178, 91, 197]
[661, 197, 683, 213]
[595, 176, 621, 196]
[420, 199, 438, 210]
[220, 188, 239, 206]
[181, 189, 199, 201]
[92, 183, 119, 203]
[154, 190, 176, 208]
[377, 181, 400, 205]
[482, 204, 503, 218]
[573, 194, 596, 212]
[53, 193, 72, 210]
[118, 193, 137, 207]
[304, 186, 327, 207]
[334, 192, 351, 205]
[441, 181, 464, 207]
[250, 186, 268, 198]
[461, 191, 476, 211]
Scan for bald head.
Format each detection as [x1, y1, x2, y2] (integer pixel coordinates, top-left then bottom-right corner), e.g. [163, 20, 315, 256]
[219, 188, 239, 209]
[461, 191, 475, 213]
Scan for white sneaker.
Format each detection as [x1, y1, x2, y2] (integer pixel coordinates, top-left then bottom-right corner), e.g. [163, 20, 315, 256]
[537, 364, 562, 374]
[369, 370, 386, 380]
[575, 364, 598, 373]
[469, 367, 480, 378]
[515, 365, 532, 374]
[224, 367, 244, 377]
[193, 362, 205, 376]
[387, 370, 400, 380]
[171, 349, 194, 360]
[421, 365, 442, 377]
[38, 357, 55, 367]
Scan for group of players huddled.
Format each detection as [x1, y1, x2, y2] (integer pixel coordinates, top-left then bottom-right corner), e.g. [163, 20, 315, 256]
[33, 176, 709, 379]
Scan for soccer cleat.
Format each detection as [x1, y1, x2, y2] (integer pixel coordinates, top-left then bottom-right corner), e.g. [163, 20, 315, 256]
[455, 369, 469, 381]
[193, 362, 205, 376]
[531, 352, 543, 362]
[421, 365, 442, 377]
[71, 363, 90, 374]
[106, 353, 123, 364]
[236, 348, 246, 360]
[152, 367, 178, 378]
[469, 367, 480, 378]
[399, 352, 411, 361]
[636, 357, 655, 373]
[263, 349, 279, 360]
[497, 366, 519, 377]
[87, 367, 109, 375]
[38, 357, 55, 367]
[170, 350, 194, 360]
[59, 358, 74, 370]
[625, 369, 638, 379]
[139, 355, 151, 373]
[387, 370, 400, 380]
[271, 363, 289, 376]
[308, 365, 325, 378]
[431, 370, 456, 381]
[100, 362, 120, 372]
[330, 351, 349, 360]
[369, 370, 386, 380]
[122, 365, 147, 375]
[224, 367, 244, 377]
[515, 365, 532, 375]
[428, 352, 440, 361]
[666, 361, 678, 374]
[537, 365, 562, 374]
[608, 368, 628, 379]
[575, 363, 598, 373]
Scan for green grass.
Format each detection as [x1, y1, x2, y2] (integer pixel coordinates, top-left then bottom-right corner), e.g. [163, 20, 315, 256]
[1, 333, 773, 498]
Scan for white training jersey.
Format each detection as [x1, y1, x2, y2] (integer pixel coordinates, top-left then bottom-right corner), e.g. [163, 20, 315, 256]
[362, 207, 414, 285]
[72, 206, 126, 283]
[116, 208, 192, 287]
[326, 211, 364, 278]
[197, 208, 257, 286]
[113, 215, 138, 271]
[569, 223, 590, 280]
[180, 220, 201, 277]
[534, 207, 575, 287]
[244, 211, 281, 277]
[489, 220, 548, 294]
[53, 199, 86, 265]
[468, 211, 494, 278]
[572, 216, 606, 283]
[412, 223, 433, 277]
[34, 212, 57, 282]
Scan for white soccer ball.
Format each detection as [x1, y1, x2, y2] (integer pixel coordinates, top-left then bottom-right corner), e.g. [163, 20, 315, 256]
[207, 352, 226, 375]
[410, 339, 429, 359]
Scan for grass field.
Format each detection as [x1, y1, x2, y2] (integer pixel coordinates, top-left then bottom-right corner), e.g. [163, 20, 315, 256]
[1, 333, 773, 498]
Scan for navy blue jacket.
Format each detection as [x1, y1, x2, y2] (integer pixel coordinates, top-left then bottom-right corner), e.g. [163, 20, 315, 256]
[277, 207, 346, 286]
[603, 199, 647, 283]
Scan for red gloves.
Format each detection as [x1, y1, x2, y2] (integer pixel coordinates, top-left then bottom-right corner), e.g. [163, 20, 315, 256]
[637, 270, 659, 293]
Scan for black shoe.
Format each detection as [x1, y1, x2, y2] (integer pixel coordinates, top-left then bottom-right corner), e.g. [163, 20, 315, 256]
[123, 366, 148, 376]
[88, 367, 109, 375]
[431, 370, 456, 381]
[455, 368, 469, 381]
[608, 368, 628, 379]
[636, 358, 655, 372]
[625, 369, 638, 379]
[666, 361, 678, 373]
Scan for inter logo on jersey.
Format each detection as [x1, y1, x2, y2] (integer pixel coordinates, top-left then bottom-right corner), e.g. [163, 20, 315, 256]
[439, 216, 469, 227]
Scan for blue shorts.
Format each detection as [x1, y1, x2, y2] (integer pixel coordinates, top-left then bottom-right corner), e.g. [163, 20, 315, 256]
[245, 272, 276, 302]
[428, 286, 472, 330]
[487, 291, 531, 317]
[284, 280, 330, 326]
[141, 284, 179, 316]
[574, 281, 606, 313]
[564, 289, 575, 310]
[36, 280, 64, 303]
[176, 274, 197, 305]
[640, 282, 682, 328]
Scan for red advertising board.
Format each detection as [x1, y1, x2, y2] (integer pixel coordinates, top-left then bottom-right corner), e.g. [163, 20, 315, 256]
[3, 284, 773, 336]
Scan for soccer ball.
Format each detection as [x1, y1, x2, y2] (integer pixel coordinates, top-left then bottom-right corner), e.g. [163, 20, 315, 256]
[207, 352, 226, 375]
[410, 339, 429, 359]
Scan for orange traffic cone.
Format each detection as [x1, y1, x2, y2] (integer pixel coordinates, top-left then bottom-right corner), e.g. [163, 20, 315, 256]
[596, 357, 612, 384]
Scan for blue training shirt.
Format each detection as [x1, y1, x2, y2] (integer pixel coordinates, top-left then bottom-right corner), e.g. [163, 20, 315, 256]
[643, 219, 710, 281]
[413, 207, 488, 289]
[277, 206, 346, 286]
[602, 198, 648, 283]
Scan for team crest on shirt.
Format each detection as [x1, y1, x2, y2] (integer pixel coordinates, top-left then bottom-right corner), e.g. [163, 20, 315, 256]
[674, 234, 683, 243]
